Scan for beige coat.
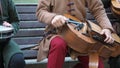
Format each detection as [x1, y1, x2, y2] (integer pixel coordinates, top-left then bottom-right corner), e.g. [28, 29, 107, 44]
[36, 0, 114, 61]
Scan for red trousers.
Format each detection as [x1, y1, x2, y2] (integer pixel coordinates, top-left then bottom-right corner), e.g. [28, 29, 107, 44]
[47, 36, 104, 68]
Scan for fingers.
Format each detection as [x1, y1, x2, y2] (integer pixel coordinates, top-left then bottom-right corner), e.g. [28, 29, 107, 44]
[52, 20, 62, 27]
[3, 21, 12, 27]
[100, 29, 114, 44]
[104, 33, 114, 44]
[51, 15, 68, 28]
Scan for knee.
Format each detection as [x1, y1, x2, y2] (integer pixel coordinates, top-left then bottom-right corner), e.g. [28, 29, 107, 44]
[51, 36, 67, 50]
[8, 53, 25, 68]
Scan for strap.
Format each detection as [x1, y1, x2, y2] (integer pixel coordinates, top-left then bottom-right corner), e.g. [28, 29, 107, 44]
[89, 52, 99, 68]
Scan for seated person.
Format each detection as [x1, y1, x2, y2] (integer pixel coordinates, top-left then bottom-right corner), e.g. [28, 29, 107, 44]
[0, 0, 25, 68]
[36, 0, 115, 68]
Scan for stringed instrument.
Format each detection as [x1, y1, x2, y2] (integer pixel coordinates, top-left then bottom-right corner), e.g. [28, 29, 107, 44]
[111, 0, 120, 18]
[59, 14, 120, 59]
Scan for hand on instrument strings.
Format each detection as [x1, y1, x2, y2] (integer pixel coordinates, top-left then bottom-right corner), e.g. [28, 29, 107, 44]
[3, 21, 12, 27]
[100, 29, 114, 44]
[51, 15, 68, 28]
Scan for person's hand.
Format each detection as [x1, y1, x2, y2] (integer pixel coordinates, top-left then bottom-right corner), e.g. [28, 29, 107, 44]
[51, 15, 68, 28]
[100, 29, 114, 44]
[3, 21, 12, 27]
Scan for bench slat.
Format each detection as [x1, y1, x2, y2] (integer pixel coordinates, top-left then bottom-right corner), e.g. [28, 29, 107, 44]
[22, 50, 38, 59]
[20, 44, 37, 50]
[19, 21, 46, 28]
[15, 29, 45, 37]
[13, 37, 42, 45]
[19, 14, 37, 21]
[16, 6, 36, 13]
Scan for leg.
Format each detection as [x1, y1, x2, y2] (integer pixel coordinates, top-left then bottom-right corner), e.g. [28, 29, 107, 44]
[8, 53, 25, 68]
[47, 36, 68, 68]
[73, 56, 89, 68]
[0, 44, 5, 68]
[0, 51, 4, 68]
[0, 55, 4, 68]
[73, 56, 104, 68]
[108, 56, 120, 68]
[2, 39, 25, 68]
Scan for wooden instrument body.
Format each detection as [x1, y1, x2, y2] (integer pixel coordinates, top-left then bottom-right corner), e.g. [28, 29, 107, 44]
[60, 23, 96, 54]
[59, 14, 120, 59]
[88, 20, 120, 58]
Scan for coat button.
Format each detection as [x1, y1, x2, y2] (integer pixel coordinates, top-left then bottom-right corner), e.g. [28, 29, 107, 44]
[67, 2, 74, 6]
[68, 8, 75, 12]
[71, 14, 75, 16]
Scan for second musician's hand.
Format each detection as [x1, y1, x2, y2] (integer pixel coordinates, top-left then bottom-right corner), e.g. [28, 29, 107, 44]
[3, 21, 12, 27]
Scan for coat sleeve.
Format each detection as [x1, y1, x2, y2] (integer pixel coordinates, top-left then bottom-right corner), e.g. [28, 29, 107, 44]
[86, 0, 115, 32]
[8, 0, 20, 34]
[36, 0, 56, 24]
